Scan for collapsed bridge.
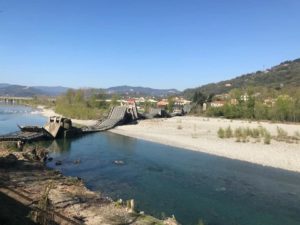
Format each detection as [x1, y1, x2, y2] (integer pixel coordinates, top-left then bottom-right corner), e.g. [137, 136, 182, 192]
[0, 105, 139, 142]
[82, 105, 138, 133]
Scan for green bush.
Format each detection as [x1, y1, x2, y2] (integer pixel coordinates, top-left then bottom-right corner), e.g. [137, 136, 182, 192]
[263, 132, 271, 144]
[276, 126, 288, 138]
[218, 128, 225, 138]
[251, 128, 260, 138]
[234, 127, 243, 138]
[241, 129, 248, 142]
[225, 126, 233, 138]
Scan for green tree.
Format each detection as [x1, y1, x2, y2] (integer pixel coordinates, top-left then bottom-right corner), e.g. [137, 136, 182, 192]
[143, 101, 151, 113]
[167, 97, 175, 112]
[273, 95, 294, 121]
[193, 91, 207, 106]
[74, 89, 84, 103]
[254, 102, 269, 120]
[229, 88, 242, 103]
[110, 94, 120, 107]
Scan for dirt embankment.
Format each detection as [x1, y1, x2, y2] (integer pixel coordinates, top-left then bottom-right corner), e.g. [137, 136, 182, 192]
[0, 144, 179, 225]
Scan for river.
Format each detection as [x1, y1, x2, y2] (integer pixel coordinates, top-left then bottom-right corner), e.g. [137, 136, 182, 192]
[1, 103, 300, 225]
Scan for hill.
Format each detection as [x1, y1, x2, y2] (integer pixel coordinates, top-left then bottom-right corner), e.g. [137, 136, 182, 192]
[0, 84, 180, 97]
[0, 84, 45, 97]
[33, 86, 69, 96]
[106, 85, 180, 97]
[0, 84, 69, 97]
[183, 58, 300, 98]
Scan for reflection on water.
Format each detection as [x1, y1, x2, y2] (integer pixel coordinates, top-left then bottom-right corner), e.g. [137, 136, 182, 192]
[105, 132, 138, 152]
[47, 139, 72, 153]
[44, 132, 300, 225]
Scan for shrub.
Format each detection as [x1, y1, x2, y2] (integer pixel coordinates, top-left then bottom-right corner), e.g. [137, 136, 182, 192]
[245, 127, 253, 137]
[277, 127, 288, 138]
[251, 128, 260, 138]
[258, 126, 268, 136]
[220, 126, 274, 144]
[225, 126, 233, 138]
[241, 130, 248, 142]
[218, 128, 225, 138]
[294, 131, 300, 139]
[263, 132, 271, 144]
[234, 127, 243, 139]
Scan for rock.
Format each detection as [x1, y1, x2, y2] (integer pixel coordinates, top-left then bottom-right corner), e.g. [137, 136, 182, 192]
[127, 199, 135, 213]
[21, 147, 48, 162]
[35, 148, 48, 162]
[6, 154, 18, 162]
[55, 160, 62, 166]
[0, 154, 18, 167]
[163, 217, 181, 225]
[113, 160, 125, 165]
[73, 159, 81, 164]
[29, 147, 36, 155]
[17, 141, 24, 150]
[215, 187, 226, 192]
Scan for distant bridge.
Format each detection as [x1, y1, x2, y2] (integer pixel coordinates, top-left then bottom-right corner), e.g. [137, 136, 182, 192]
[0, 96, 34, 103]
[0, 96, 56, 103]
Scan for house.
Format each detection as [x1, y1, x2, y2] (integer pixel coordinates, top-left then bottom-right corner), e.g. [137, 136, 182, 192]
[126, 98, 136, 104]
[210, 101, 225, 108]
[173, 97, 192, 106]
[134, 97, 145, 104]
[147, 99, 158, 104]
[214, 94, 230, 100]
[157, 99, 168, 108]
[240, 94, 249, 102]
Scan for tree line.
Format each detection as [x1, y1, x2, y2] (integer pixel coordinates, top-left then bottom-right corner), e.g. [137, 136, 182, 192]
[192, 86, 300, 122]
[55, 89, 110, 120]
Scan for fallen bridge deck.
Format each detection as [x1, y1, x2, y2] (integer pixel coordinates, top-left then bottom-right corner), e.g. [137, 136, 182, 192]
[0, 105, 139, 142]
[0, 131, 47, 142]
[82, 105, 135, 133]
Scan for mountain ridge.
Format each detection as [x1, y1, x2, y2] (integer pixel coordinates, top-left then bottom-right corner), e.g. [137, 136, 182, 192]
[0, 84, 181, 97]
[183, 58, 300, 98]
[106, 85, 180, 96]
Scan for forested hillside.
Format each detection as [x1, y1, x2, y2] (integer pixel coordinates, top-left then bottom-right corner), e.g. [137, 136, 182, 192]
[184, 58, 300, 98]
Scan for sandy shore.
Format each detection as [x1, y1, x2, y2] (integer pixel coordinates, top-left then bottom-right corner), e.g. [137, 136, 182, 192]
[36, 105, 98, 126]
[110, 116, 300, 173]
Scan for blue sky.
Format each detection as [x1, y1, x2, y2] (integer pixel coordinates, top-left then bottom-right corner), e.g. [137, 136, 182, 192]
[0, 0, 299, 90]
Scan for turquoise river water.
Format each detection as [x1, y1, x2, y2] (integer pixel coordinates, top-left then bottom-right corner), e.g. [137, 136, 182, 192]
[1, 103, 300, 225]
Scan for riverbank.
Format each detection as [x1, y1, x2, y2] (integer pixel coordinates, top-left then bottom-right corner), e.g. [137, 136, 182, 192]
[110, 116, 300, 173]
[37, 105, 300, 173]
[0, 145, 178, 225]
